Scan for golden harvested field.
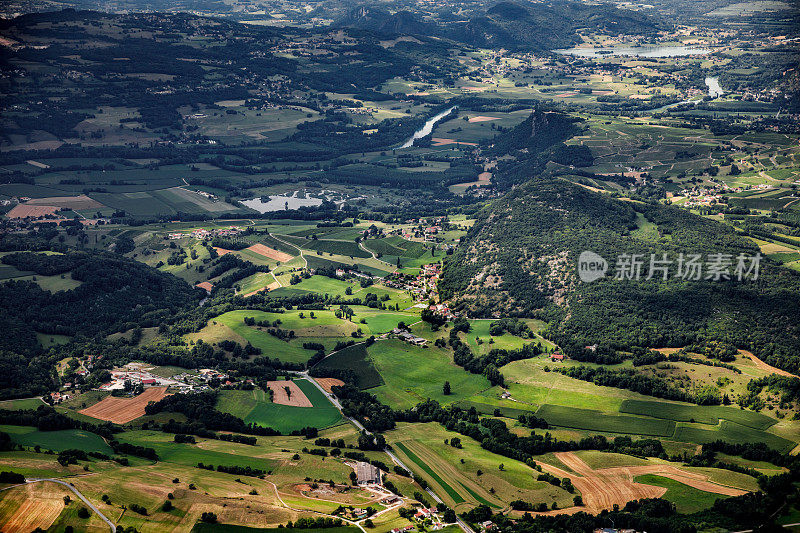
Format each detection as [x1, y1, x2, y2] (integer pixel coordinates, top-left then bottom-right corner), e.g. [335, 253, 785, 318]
[266, 381, 312, 407]
[536, 452, 746, 515]
[79, 387, 168, 424]
[315, 378, 345, 394]
[0, 481, 69, 533]
[246, 243, 293, 262]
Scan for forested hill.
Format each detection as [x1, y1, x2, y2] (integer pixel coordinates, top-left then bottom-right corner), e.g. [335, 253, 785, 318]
[335, 1, 664, 51]
[447, 1, 663, 51]
[0, 249, 199, 342]
[439, 177, 800, 375]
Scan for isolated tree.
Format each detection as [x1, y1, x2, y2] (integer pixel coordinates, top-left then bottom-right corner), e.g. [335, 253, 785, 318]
[443, 381, 451, 395]
[284, 386, 292, 399]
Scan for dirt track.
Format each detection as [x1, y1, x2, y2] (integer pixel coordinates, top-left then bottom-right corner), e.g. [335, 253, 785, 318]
[79, 387, 168, 424]
[267, 381, 312, 407]
[534, 452, 746, 515]
[743, 350, 799, 378]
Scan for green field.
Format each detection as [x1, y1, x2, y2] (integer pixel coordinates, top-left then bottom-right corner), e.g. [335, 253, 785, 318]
[620, 400, 777, 430]
[0, 425, 113, 454]
[394, 441, 465, 504]
[673, 421, 795, 452]
[17, 274, 82, 293]
[634, 474, 723, 513]
[216, 379, 343, 433]
[367, 340, 490, 409]
[0, 398, 46, 410]
[363, 236, 431, 259]
[312, 343, 384, 389]
[115, 430, 279, 469]
[388, 422, 576, 511]
[536, 404, 677, 437]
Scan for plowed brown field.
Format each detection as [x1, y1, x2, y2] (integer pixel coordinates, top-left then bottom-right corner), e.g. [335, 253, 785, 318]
[315, 378, 344, 393]
[266, 381, 311, 407]
[79, 386, 168, 424]
[246, 243, 293, 262]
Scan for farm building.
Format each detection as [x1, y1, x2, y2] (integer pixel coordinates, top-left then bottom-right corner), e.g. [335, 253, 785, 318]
[392, 329, 428, 346]
[550, 353, 565, 362]
[355, 461, 381, 485]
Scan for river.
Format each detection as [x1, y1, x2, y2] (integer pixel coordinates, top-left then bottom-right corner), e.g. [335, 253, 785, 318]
[554, 45, 711, 58]
[705, 76, 724, 98]
[400, 106, 457, 148]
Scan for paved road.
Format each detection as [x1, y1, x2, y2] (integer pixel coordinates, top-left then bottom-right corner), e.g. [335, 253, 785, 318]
[27, 478, 115, 531]
[300, 373, 476, 533]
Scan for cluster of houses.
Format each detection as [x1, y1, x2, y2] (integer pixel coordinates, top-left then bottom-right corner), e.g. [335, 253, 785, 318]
[334, 268, 375, 281]
[388, 507, 448, 533]
[100, 368, 178, 391]
[95, 364, 230, 392]
[382, 262, 446, 304]
[167, 226, 244, 240]
[49, 391, 72, 404]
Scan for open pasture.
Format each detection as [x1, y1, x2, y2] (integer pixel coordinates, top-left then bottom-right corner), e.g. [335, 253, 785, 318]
[632, 474, 726, 514]
[367, 340, 490, 409]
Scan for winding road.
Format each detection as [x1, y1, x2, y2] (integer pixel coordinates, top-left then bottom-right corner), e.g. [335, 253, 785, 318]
[299, 372, 475, 533]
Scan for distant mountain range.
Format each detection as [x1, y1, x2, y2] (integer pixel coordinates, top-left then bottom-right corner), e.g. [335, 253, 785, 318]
[335, 1, 665, 51]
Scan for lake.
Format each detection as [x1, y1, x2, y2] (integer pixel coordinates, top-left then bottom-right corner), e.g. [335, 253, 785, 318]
[241, 194, 323, 213]
[706, 77, 724, 98]
[554, 45, 711, 58]
[241, 189, 362, 213]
